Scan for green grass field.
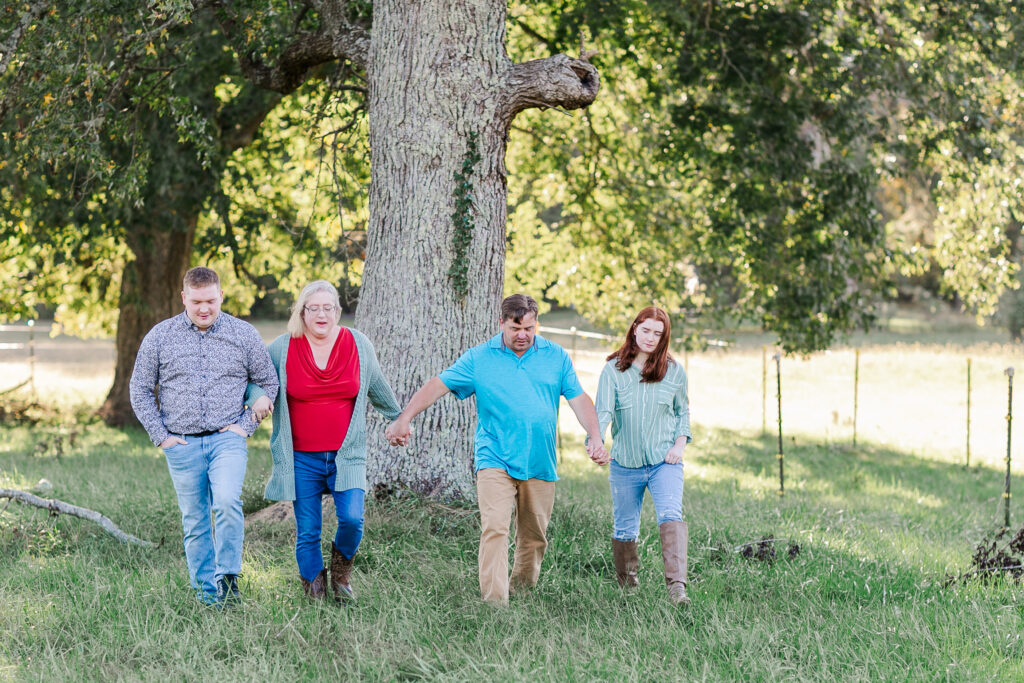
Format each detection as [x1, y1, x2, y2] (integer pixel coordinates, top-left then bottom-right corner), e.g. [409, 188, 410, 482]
[2, 322, 1024, 680]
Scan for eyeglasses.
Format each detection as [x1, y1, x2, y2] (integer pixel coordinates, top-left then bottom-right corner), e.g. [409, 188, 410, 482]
[303, 304, 337, 315]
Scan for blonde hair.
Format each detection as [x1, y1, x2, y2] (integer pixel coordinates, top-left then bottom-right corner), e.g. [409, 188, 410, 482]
[287, 280, 342, 337]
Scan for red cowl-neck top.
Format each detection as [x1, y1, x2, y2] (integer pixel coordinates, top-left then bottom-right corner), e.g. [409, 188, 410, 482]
[286, 329, 360, 451]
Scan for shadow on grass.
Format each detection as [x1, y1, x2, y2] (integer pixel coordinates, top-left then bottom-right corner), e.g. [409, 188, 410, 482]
[702, 427, 1022, 527]
[5, 423, 1024, 679]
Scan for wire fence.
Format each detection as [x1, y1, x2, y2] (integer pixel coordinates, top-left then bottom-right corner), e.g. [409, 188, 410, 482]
[1, 320, 1021, 525]
[0, 322, 114, 403]
[539, 324, 1023, 527]
[0, 322, 36, 398]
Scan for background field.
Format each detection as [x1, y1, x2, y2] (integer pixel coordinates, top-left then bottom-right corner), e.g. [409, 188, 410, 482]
[2, 312, 1024, 680]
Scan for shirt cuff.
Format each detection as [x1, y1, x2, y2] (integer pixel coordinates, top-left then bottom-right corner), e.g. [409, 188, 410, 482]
[236, 410, 258, 436]
[151, 428, 171, 448]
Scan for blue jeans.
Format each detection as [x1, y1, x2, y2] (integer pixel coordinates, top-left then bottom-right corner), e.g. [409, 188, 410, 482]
[163, 431, 248, 599]
[609, 459, 684, 541]
[292, 450, 365, 582]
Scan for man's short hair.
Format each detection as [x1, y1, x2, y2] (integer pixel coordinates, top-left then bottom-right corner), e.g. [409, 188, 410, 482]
[500, 294, 539, 323]
[183, 267, 220, 291]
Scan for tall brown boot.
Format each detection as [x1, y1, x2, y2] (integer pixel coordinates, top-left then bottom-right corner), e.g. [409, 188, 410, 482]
[301, 568, 327, 600]
[329, 542, 356, 602]
[612, 539, 640, 588]
[659, 520, 690, 606]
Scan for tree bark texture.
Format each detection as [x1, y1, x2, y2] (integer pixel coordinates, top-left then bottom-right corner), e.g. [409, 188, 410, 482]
[98, 216, 196, 427]
[355, 0, 599, 499]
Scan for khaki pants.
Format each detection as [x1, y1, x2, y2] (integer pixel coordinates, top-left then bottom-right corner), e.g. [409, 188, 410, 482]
[476, 468, 555, 604]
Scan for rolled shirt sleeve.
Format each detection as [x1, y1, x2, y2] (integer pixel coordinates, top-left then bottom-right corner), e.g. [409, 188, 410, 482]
[674, 369, 692, 443]
[595, 361, 616, 440]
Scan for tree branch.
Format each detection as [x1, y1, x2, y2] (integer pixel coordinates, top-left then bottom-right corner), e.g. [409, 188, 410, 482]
[241, 31, 339, 94]
[498, 54, 601, 127]
[220, 91, 284, 152]
[206, 0, 368, 94]
[0, 488, 157, 547]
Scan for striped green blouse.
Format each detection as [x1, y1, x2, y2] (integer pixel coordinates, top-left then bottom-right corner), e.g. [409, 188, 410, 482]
[595, 358, 691, 468]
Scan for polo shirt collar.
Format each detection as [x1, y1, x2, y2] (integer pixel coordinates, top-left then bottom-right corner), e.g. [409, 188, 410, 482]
[488, 332, 549, 353]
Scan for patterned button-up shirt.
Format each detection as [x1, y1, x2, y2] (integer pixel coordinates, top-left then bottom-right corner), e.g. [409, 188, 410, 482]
[596, 358, 691, 468]
[130, 312, 278, 446]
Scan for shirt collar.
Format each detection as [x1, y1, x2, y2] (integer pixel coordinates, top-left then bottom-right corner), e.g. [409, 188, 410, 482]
[180, 310, 225, 334]
[488, 332, 549, 352]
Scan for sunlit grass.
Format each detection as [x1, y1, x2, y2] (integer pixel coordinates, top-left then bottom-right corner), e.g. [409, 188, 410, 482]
[3, 331, 1024, 678]
[3, 418, 1024, 678]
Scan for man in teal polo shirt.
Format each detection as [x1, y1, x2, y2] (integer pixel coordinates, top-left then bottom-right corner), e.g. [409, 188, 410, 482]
[386, 294, 608, 604]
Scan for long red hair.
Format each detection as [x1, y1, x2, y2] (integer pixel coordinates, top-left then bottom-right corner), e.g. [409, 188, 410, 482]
[607, 307, 674, 382]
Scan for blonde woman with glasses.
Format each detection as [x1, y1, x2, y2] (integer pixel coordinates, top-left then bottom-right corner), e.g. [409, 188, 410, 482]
[247, 281, 403, 602]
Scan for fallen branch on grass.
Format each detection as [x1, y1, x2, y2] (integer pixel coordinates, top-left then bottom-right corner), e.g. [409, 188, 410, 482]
[0, 488, 156, 547]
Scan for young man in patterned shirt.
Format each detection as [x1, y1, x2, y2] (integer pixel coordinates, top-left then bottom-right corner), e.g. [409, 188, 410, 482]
[130, 267, 277, 606]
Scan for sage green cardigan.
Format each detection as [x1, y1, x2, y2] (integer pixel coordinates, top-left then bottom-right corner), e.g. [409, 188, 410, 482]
[248, 330, 402, 500]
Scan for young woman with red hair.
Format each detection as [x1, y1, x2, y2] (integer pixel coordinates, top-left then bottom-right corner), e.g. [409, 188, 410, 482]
[594, 307, 692, 605]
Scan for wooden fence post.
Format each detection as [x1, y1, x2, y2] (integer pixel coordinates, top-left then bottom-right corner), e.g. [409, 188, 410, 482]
[853, 349, 860, 448]
[27, 319, 36, 401]
[762, 345, 767, 438]
[1004, 366, 1014, 529]
[775, 351, 784, 496]
[966, 358, 972, 468]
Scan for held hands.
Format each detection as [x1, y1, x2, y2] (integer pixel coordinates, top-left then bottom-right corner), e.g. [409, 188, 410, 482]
[664, 443, 685, 465]
[251, 395, 273, 421]
[587, 437, 611, 466]
[384, 419, 413, 447]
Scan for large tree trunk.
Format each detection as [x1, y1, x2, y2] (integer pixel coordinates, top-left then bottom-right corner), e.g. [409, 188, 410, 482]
[98, 217, 196, 427]
[355, 0, 599, 499]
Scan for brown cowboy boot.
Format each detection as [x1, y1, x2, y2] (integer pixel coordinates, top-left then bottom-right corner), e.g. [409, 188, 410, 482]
[612, 539, 640, 588]
[659, 520, 691, 606]
[300, 568, 327, 600]
[329, 542, 356, 602]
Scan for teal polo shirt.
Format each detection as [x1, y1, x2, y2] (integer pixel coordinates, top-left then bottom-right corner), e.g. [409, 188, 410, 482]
[439, 333, 583, 481]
